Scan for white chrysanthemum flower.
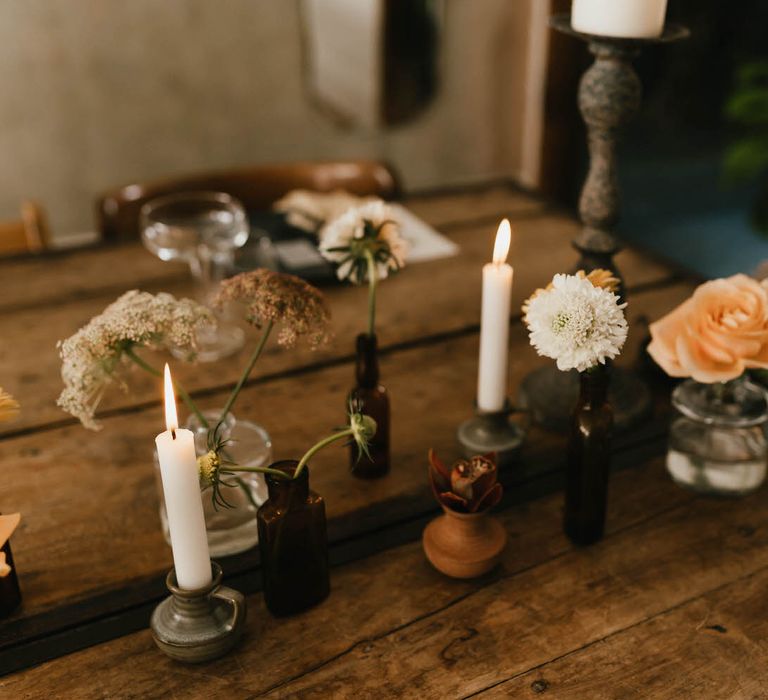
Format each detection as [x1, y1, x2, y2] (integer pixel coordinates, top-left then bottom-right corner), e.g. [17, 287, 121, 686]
[525, 274, 628, 372]
[57, 290, 212, 430]
[319, 200, 409, 283]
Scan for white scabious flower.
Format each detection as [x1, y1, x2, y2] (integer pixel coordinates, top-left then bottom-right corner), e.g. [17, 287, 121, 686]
[524, 273, 628, 372]
[319, 200, 409, 284]
[57, 290, 212, 430]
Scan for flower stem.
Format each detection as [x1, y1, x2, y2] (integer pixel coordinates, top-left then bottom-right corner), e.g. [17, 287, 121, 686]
[124, 346, 209, 429]
[218, 320, 274, 423]
[225, 465, 293, 479]
[294, 428, 354, 480]
[365, 249, 378, 338]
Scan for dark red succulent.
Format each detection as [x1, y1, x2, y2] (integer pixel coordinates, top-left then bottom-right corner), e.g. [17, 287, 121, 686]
[428, 449, 503, 514]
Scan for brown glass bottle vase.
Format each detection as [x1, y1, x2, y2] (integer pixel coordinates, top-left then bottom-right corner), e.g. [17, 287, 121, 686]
[348, 333, 390, 478]
[564, 364, 613, 546]
[256, 460, 330, 616]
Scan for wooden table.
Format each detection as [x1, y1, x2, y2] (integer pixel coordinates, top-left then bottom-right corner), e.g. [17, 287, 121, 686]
[2, 183, 758, 698]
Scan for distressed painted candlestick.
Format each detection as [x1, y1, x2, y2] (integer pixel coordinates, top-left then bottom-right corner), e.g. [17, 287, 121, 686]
[457, 401, 524, 469]
[518, 15, 689, 432]
[151, 562, 246, 664]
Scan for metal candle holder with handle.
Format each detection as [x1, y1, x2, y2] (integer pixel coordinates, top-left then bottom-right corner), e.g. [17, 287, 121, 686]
[518, 15, 689, 431]
[151, 561, 246, 664]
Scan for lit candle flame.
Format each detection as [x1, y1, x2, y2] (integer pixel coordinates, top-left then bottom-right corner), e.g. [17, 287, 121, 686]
[492, 219, 511, 265]
[163, 363, 178, 433]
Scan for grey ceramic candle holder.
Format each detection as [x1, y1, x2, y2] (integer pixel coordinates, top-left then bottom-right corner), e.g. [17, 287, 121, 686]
[150, 561, 246, 664]
[457, 401, 525, 469]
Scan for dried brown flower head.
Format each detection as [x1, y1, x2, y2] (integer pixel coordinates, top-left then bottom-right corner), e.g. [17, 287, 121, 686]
[0, 388, 19, 423]
[428, 449, 503, 514]
[215, 269, 332, 348]
[579, 268, 620, 292]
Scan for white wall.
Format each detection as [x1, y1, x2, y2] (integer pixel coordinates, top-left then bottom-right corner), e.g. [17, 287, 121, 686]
[0, 0, 542, 241]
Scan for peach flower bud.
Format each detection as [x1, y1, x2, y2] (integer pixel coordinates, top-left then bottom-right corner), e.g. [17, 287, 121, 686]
[648, 274, 768, 383]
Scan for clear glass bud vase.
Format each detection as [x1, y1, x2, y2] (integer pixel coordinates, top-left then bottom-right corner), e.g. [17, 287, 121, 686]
[667, 375, 768, 496]
[153, 410, 272, 557]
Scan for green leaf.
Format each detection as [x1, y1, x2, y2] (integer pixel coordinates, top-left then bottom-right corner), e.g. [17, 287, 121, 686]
[723, 138, 768, 182]
[725, 89, 768, 126]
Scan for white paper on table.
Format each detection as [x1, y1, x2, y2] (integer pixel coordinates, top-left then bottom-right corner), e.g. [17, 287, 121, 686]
[389, 203, 460, 265]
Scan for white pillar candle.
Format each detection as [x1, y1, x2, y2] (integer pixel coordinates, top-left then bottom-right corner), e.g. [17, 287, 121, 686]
[477, 219, 513, 412]
[155, 364, 212, 590]
[572, 0, 668, 39]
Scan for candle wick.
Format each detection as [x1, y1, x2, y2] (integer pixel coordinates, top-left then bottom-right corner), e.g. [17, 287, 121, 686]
[172, 429, 176, 440]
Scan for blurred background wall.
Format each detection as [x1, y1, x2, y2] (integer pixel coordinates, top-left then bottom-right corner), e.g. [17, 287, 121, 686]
[0, 0, 548, 243]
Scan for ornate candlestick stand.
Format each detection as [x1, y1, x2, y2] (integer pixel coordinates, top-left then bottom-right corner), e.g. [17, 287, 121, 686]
[518, 15, 689, 432]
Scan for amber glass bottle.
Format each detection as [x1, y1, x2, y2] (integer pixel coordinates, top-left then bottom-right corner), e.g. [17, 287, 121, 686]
[564, 364, 613, 546]
[257, 460, 330, 617]
[348, 333, 390, 478]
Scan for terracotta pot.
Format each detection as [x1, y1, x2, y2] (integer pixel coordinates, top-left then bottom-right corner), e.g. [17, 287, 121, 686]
[422, 507, 506, 579]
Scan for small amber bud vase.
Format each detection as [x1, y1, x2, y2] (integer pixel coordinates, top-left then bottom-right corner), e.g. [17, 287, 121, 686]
[349, 333, 390, 478]
[0, 539, 21, 618]
[565, 363, 613, 546]
[257, 460, 330, 617]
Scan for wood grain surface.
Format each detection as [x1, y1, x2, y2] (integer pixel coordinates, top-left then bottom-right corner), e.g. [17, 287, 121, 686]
[5, 455, 766, 699]
[0, 184, 725, 696]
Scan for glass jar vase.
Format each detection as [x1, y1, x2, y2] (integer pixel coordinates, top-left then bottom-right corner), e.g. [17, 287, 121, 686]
[667, 376, 768, 496]
[154, 409, 272, 557]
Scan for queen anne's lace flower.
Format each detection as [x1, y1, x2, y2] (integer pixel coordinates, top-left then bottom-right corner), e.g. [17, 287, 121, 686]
[319, 200, 408, 283]
[0, 388, 19, 423]
[57, 290, 212, 430]
[215, 269, 332, 348]
[524, 274, 628, 372]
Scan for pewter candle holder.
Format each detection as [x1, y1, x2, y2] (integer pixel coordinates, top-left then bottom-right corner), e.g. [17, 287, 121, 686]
[457, 401, 525, 469]
[151, 561, 246, 664]
[518, 15, 689, 432]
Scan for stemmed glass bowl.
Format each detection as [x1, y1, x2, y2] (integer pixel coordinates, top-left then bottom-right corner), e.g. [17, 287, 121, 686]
[141, 191, 249, 362]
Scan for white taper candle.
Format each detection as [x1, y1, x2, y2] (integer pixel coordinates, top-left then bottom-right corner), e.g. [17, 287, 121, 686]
[477, 220, 513, 412]
[155, 364, 212, 590]
[571, 0, 668, 39]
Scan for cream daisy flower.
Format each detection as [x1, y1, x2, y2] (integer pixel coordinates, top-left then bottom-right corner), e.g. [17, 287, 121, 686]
[524, 273, 628, 372]
[319, 200, 408, 283]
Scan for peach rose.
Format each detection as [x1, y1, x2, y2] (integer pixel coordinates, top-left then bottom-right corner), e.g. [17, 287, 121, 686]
[648, 274, 768, 383]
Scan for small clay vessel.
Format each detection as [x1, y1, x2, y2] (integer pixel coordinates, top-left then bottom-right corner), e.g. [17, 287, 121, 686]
[422, 507, 506, 579]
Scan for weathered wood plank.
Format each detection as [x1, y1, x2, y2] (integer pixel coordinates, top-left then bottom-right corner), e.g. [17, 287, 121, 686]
[0, 457, 698, 700]
[480, 567, 768, 699]
[252, 472, 768, 699]
[0, 212, 675, 436]
[404, 183, 545, 229]
[0, 185, 542, 314]
[0, 283, 693, 640]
